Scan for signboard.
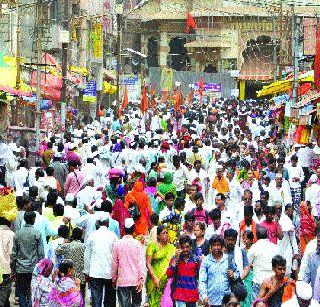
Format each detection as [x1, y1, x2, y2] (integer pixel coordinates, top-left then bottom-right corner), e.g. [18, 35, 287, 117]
[194, 83, 222, 98]
[230, 89, 239, 97]
[83, 80, 97, 103]
[122, 75, 140, 101]
[230, 70, 240, 78]
[40, 110, 54, 131]
[303, 18, 317, 56]
[59, 30, 70, 44]
[91, 22, 103, 59]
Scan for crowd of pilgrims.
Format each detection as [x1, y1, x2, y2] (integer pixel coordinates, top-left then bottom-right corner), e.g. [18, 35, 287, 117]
[0, 98, 320, 307]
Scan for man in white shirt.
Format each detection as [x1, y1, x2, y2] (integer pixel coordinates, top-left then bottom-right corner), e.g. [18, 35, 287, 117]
[84, 217, 118, 307]
[297, 143, 313, 185]
[81, 157, 102, 186]
[13, 160, 29, 197]
[305, 174, 320, 219]
[247, 225, 279, 302]
[225, 168, 243, 213]
[171, 155, 188, 199]
[274, 202, 299, 276]
[287, 155, 304, 212]
[268, 173, 292, 207]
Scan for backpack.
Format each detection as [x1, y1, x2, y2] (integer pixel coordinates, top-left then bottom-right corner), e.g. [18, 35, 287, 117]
[227, 254, 247, 302]
[23, 172, 30, 188]
[128, 203, 141, 221]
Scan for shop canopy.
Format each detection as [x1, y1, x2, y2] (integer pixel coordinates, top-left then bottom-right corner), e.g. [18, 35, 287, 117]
[256, 70, 314, 97]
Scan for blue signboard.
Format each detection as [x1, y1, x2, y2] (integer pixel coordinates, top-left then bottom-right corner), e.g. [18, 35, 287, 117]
[83, 80, 97, 102]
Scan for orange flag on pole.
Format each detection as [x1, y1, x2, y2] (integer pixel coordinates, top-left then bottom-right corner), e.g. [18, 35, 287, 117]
[140, 86, 148, 114]
[174, 87, 183, 114]
[198, 78, 204, 103]
[185, 89, 194, 105]
[118, 85, 129, 118]
[186, 13, 197, 34]
[150, 84, 156, 112]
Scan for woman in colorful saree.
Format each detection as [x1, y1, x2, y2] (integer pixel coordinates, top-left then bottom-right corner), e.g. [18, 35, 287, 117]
[49, 259, 83, 307]
[146, 225, 176, 307]
[31, 258, 54, 307]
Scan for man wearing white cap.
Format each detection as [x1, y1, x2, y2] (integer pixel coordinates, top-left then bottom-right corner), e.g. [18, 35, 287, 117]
[111, 218, 146, 307]
[84, 216, 118, 307]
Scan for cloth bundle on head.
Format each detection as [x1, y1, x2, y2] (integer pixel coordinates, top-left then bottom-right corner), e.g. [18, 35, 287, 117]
[125, 217, 135, 229]
[108, 168, 124, 179]
[295, 281, 312, 300]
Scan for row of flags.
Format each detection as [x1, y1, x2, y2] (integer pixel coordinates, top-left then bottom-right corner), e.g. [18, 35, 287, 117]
[118, 77, 205, 118]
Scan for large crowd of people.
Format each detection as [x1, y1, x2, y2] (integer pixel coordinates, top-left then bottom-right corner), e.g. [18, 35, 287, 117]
[0, 98, 320, 307]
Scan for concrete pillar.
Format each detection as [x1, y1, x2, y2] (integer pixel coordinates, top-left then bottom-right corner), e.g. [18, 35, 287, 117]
[78, 16, 88, 69]
[159, 32, 169, 67]
[141, 34, 148, 57]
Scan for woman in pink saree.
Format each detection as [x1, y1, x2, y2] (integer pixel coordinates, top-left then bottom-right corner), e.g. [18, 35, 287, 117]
[49, 259, 83, 307]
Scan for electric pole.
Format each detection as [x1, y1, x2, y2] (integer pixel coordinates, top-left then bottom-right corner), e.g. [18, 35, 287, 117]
[115, 11, 122, 113]
[35, 0, 43, 149]
[61, 0, 69, 127]
[292, 13, 300, 107]
[15, 0, 21, 88]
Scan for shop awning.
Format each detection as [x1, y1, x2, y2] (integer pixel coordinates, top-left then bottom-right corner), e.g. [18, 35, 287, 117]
[256, 70, 315, 97]
[0, 85, 32, 97]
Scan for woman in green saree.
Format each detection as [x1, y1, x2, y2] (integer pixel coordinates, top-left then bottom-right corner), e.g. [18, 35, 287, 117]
[146, 225, 176, 307]
[241, 230, 254, 307]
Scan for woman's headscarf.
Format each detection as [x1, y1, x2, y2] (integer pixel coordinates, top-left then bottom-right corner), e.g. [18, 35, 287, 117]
[33, 258, 53, 277]
[129, 182, 149, 205]
[157, 172, 176, 197]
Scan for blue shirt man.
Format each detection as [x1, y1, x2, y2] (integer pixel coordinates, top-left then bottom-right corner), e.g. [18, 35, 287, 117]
[199, 234, 239, 306]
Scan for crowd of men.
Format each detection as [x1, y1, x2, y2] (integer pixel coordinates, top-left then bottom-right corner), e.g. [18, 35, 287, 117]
[0, 98, 320, 307]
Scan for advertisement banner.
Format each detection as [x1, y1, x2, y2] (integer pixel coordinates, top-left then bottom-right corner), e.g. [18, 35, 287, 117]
[83, 80, 97, 103]
[122, 75, 141, 101]
[194, 82, 222, 98]
[303, 18, 317, 56]
[91, 22, 103, 59]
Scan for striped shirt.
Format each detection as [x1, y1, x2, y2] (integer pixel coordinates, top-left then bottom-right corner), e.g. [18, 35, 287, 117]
[167, 255, 201, 303]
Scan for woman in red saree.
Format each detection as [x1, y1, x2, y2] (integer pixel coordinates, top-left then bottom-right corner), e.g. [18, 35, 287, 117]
[300, 201, 316, 254]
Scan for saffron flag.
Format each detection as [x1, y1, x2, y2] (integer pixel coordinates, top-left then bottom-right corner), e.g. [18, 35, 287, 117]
[185, 89, 194, 105]
[186, 13, 197, 34]
[314, 24, 320, 88]
[174, 88, 183, 114]
[198, 78, 205, 102]
[141, 86, 148, 114]
[118, 85, 129, 118]
[150, 84, 156, 112]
